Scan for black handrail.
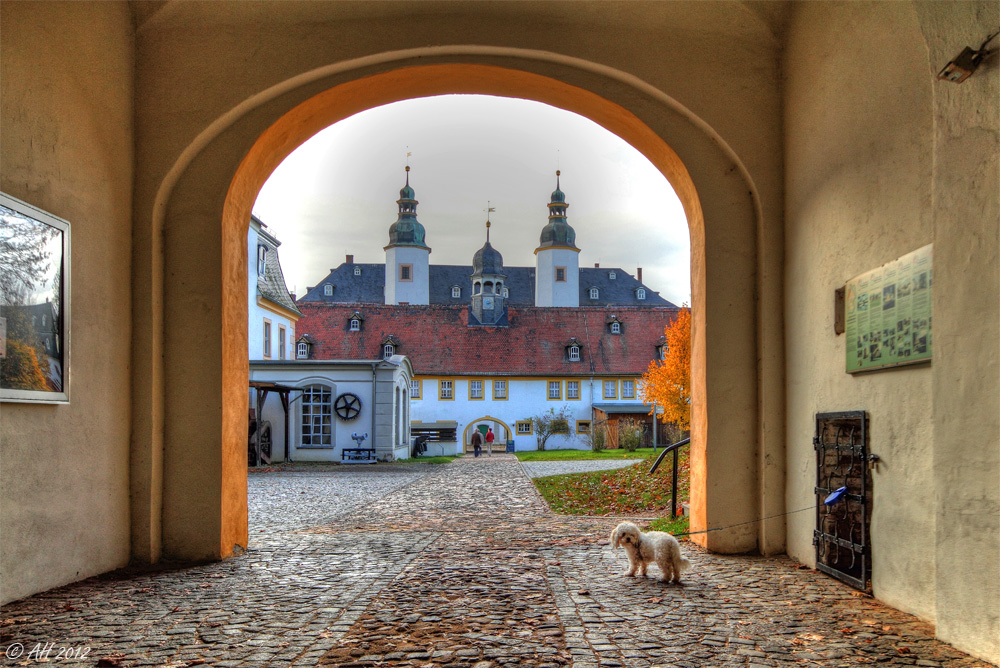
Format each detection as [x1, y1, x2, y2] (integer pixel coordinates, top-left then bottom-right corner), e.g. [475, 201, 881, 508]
[648, 436, 690, 519]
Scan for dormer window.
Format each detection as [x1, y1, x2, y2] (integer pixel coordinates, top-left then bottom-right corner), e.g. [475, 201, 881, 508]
[381, 335, 399, 360]
[296, 337, 313, 359]
[589, 287, 599, 300]
[324, 284, 333, 296]
[609, 271, 616, 280]
[503, 287, 509, 298]
[257, 245, 267, 276]
[451, 286, 461, 298]
[350, 319, 360, 332]
[569, 345, 581, 361]
[611, 322, 621, 334]
[636, 288, 646, 300]
[354, 266, 361, 276]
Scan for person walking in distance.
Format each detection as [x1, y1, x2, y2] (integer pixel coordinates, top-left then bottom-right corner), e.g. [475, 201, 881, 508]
[471, 429, 483, 457]
[485, 427, 495, 456]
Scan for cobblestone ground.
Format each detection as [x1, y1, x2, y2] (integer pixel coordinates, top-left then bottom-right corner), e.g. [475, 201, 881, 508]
[1, 455, 992, 668]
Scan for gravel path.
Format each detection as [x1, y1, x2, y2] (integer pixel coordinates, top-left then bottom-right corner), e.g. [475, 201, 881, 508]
[519, 458, 643, 479]
[1, 455, 991, 668]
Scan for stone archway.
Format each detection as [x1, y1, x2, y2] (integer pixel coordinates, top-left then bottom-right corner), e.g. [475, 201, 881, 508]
[462, 417, 514, 454]
[141, 55, 777, 566]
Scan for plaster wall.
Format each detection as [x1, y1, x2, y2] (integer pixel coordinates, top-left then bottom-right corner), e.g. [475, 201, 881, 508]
[385, 246, 430, 305]
[535, 248, 581, 308]
[411, 376, 644, 451]
[784, 2, 999, 662]
[0, 2, 134, 604]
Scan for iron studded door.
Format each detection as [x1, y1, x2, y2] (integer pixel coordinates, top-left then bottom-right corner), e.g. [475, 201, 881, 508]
[814, 411, 872, 591]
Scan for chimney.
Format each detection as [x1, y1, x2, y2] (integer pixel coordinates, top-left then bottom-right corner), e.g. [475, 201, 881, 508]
[594, 262, 600, 268]
[346, 254, 354, 264]
[637, 267, 643, 283]
[290, 293, 297, 302]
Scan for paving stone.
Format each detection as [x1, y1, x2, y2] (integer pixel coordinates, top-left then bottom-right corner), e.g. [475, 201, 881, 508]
[0, 456, 993, 668]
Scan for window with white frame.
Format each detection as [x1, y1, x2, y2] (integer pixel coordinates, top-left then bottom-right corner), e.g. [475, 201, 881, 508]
[439, 380, 453, 400]
[589, 287, 599, 299]
[451, 286, 461, 298]
[611, 321, 621, 334]
[383, 344, 395, 359]
[568, 345, 581, 361]
[503, 287, 509, 298]
[324, 284, 333, 296]
[300, 384, 333, 447]
[603, 380, 618, 399]
[297, 341, 308, 359]
[636, 288, 646, 300]
[548, 380, 561, 399]
[278, 326, 286, 360]
[609, 271, 616, 280]
[263, 320, 271, 358]
[621, 380, 635, 399]
[566, 380, 580, 399]
[516, 420, 532, 435]
[350, 318, 360, 331]
[410, 379, 421, 398]
[257, 245, 266, 276]
[354, 266, 361, 276]
[470, 380, 484, 399]
[493, 380, 507, 399]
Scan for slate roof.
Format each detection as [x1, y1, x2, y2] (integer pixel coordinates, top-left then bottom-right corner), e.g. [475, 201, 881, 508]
[254, 222, 302, 316]
[294, 303, 679, 377]
[299, 262, 675, 308]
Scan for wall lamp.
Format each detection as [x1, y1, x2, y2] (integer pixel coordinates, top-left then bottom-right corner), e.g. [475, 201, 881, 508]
[937, 28, 999, 83]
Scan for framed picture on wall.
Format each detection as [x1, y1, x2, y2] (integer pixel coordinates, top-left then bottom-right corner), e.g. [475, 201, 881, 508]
[0, 192, 71, 403]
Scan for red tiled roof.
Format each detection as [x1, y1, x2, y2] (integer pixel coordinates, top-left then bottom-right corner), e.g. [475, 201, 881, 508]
[295, 303, 678, 377]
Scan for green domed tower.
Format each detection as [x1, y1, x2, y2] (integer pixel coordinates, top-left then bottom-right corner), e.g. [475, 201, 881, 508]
[384, 166, 431, 304]
[534, 171, 580, 307]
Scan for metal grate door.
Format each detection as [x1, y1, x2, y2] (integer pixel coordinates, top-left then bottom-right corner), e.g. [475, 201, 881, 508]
[813, 411, 872, 591]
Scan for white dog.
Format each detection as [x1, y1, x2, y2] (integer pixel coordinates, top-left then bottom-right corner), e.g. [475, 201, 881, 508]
[610, 521, 691, 582]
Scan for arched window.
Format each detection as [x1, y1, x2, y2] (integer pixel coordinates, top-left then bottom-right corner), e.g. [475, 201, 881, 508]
[451, 286, 461, 298]
[569, 345, 581, 361]
[609, 271, 616, 280]
[354, 266, 361, 276]
[297, 342, 309, 359]
[324, 284, 333, 296]
[350, 318, 360, 331]
[503, 287, 509, 298]
[611, 322, 621, 334]
[636, 288, 646, 300]
[383, 344, 395, 359]
[589, 287, 599, 299]
[300, 384, 332, 447]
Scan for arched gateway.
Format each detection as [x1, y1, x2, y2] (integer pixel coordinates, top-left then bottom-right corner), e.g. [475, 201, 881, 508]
[139, 55, 780, 566]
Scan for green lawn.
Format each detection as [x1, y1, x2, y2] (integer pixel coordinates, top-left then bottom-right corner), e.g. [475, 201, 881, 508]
[532, 451, 690, 516]
[514, 447, 663, 462]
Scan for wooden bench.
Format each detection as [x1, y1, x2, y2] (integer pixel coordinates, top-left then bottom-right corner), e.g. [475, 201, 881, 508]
[341, 448, 377, 463]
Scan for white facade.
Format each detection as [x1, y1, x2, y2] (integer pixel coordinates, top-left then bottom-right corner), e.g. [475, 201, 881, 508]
[384, 245, 431, 305]
[534, 246, 581, 308]
[410, 374, 645, 452]
[248, 218, 298, 361]
[250, 356, 414, 462]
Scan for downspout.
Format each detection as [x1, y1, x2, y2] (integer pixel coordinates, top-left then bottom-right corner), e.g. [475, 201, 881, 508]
[371, 362, 378, 460]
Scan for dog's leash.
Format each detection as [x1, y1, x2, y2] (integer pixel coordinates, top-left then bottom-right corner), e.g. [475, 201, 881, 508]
[671, 486, 849, 537]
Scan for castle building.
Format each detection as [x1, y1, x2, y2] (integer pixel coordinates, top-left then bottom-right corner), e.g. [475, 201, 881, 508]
[289, 170, 679, 456]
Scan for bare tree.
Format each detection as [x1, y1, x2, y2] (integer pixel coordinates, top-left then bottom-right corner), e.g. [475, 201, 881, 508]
[530, 406, 573, 451]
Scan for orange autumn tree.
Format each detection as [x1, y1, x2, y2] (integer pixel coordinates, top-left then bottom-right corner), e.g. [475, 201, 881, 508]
[639, 306, 691, 431]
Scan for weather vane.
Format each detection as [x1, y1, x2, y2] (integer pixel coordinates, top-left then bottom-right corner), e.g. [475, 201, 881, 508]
[485, 202, 496, 242]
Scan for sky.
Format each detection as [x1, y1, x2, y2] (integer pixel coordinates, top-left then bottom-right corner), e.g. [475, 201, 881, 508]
[252, 95, 691, 306]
